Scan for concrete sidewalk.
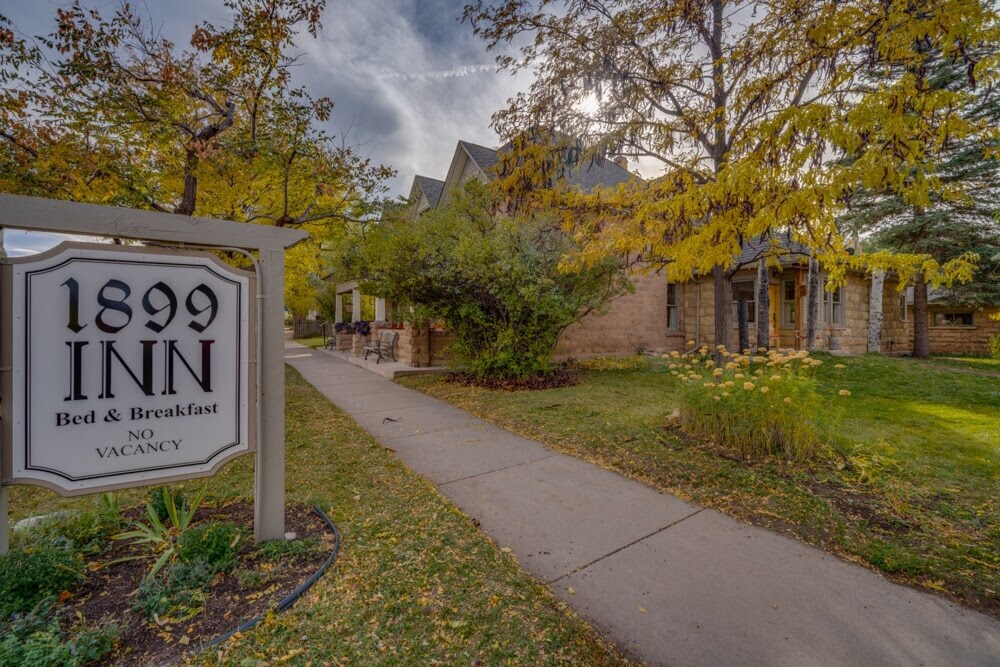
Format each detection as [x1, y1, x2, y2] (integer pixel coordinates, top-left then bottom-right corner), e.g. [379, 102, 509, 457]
[284, 342, 1000, 666]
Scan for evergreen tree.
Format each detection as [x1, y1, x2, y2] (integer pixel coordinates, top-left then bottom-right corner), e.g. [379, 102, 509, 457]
[841, 48, 1000, 355]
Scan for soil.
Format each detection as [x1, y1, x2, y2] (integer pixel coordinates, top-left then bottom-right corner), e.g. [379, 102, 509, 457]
[446, 368, 579, 391]
[60, 501, 333, 667]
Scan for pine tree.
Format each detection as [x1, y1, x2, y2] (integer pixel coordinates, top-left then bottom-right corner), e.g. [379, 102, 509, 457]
[841, 48, 1000, 356]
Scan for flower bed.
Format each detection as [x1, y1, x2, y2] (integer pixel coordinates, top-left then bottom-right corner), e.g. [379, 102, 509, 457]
[0, 494, 333, 667]
[665, 345, 851, 460]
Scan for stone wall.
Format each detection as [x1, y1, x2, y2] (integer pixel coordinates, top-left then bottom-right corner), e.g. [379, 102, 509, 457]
[554, 270, 687, 360]
[889, 306, 999, 355]
[396, 323, 430, 367]
[429, 330, 454, 366]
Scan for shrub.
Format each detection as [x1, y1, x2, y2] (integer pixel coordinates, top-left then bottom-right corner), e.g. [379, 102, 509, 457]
[256, 537, 320, 562]
[148, 486, 186, 523]
[988, 333, 1000, 360]
[133, 559, 214, 621]
[328, 180, 630, 380]
[0, 545, 85, 618]
[113, 485, 205, 579]
[178, 521, 241, 571]
[665, 346, 847, 460]
[0, 601, 119, 667]
[15, 495, 123, 555]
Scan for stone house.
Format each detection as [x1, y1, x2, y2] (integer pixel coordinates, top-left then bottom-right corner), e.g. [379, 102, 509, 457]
[340, 137, 997, 360]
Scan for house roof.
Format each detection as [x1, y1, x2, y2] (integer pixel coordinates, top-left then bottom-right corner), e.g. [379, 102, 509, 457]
[458, 140, 500, 174]
[733, 231, 813, 267]
[419, 137, 636, 212]
[413, 175, 444, 208]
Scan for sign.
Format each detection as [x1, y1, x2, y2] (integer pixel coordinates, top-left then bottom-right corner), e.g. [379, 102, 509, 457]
[2, 243, 255, 495]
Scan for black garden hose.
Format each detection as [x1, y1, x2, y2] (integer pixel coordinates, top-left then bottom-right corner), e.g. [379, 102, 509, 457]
[194, 505, 341, 654]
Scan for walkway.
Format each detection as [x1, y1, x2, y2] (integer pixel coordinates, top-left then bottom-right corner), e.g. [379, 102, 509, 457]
[284, 342, 1000, 667]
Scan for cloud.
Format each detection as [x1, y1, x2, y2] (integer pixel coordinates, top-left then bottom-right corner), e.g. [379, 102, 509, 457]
[378, 63, 495, 81]
[5, 0, 529, 198]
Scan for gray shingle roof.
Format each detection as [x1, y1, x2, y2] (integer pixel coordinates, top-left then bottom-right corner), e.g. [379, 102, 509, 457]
[458, 139, 633, 192]
[734, 231, 811, 267]
[414, 175, 444, 208]
[458, 141, 500, 174]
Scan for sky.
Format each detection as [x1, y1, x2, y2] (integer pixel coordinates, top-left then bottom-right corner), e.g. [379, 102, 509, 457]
[0, 1, 807, 257]
[2, 0, 541, 254]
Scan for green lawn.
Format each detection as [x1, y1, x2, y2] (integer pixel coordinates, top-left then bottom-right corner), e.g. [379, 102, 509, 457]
[8, 369, 628, 666]
[399, 353, 1000, 618]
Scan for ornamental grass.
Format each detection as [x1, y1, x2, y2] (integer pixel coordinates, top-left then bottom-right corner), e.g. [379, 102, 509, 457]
[664, 345, 850, 460]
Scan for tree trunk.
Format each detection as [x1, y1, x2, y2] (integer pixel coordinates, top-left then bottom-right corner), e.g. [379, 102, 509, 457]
[756, 260, 769, 351]
[805, 257, 820, 350]
[737, 299, 749, 353]
[176, 154, 198, 216]
[712, 265, 732, 355]
[913, 273, 929, 358]
[867, 269, 885, 354]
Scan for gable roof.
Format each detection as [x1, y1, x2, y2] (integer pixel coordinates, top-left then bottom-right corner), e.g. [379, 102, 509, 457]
[458, 140, 500, 174]
[433, 137, 636, 209]
[413, 175, 444, 208]
[734, 231, 811, 268]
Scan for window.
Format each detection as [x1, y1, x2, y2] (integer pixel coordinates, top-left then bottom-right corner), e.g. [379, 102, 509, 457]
[666, 284, 680, 331]
[934, 312, 973, 326]
[732, 281, 756, 324]
[823, 285, 845, 326]
[781, 280, 797, 327]
[899, 293, 907, 322]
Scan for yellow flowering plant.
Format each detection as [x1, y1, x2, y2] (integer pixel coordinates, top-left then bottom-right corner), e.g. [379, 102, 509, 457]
[664, 347, 850, 460]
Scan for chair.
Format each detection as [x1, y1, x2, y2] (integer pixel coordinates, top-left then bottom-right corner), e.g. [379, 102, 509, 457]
[363, 330, 398, 363]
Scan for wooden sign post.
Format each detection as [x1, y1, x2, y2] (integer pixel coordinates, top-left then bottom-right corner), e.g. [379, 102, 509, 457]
[0, 195, 307, 551]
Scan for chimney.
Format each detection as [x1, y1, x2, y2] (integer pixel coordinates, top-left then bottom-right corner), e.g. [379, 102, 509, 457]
[613, 155, 628, 170]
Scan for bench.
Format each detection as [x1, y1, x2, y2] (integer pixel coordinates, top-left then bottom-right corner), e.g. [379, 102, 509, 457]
[363, 330, 398, 364]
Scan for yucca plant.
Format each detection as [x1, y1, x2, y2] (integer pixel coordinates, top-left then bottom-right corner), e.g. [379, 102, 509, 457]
[110, 486, 207, 579]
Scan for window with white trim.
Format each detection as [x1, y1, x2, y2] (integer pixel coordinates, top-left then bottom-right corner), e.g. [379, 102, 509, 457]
[899, 293, 907, 321]
[666, 284, 680, 331]
[732, 281, 756, 323]
[823, 285, 845, 326]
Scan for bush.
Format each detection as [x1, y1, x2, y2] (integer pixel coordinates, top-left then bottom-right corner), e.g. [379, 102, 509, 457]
[256, 537, 320, 562]
[148, 486, 186, 523]
[178, 521, 241, 571]
[0, 545, 85, 618]
[0, 601, 119, 667]
[666, 346, 847, 460]
[328, 180, 630, 380]
[988, 333, 1000, 360]
[15, 495, 122, 555]
[133, 559, 215, 621]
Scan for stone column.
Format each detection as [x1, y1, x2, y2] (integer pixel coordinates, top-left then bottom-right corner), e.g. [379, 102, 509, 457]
[335, 293, 343, 323]
[351, 288, 361, 321]
[375, 298, 386, 321]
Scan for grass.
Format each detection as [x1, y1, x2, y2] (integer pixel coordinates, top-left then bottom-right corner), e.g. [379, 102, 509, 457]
[399, 353, 1000, 618]
[8, 368, 628, 666]
[293, 334, 327, 349]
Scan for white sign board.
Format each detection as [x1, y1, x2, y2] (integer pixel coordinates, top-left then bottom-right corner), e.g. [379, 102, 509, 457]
[2, 243, 255, 495]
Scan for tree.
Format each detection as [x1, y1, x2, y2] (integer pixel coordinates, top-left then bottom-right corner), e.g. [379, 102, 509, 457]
[330, 181, 631, 380]
[840, 47, 1000, 356]
[466, 0, 996, 354]
[0, 1, 391, 313]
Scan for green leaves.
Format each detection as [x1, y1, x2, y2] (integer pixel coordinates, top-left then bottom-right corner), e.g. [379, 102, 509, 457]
[334, 181, 630, 379]
[111, 485, 207, 579]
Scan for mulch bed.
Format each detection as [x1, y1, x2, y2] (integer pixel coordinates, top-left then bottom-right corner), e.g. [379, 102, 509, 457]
[446, 368, 579, 391]
[63, 501, 332, 666]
